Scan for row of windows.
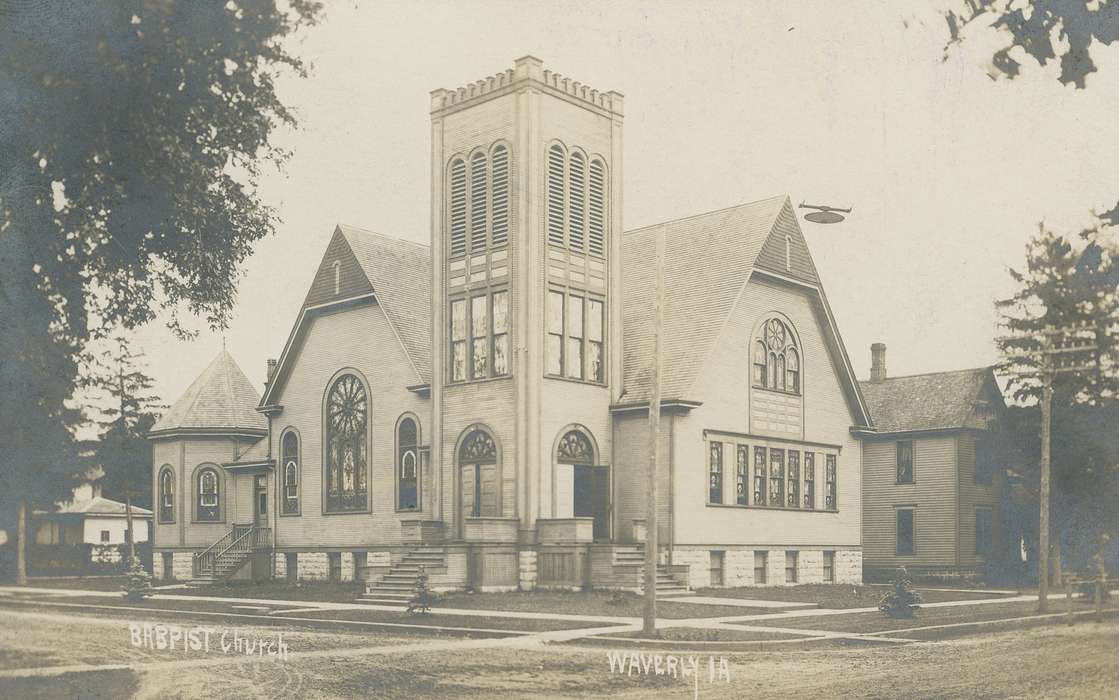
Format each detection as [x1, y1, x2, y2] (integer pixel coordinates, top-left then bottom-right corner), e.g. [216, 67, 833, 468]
[547, 288, 605, 383]
[894, 506, 995, 556]
[896, 439, 996, 485]
[448, 145, 510, 258]
[708, 441, 837, 511]
[709, 550, 836, 586]
[450, 290, 510, 382]
[158, 465, 225, 523]
[547, 143, 607, 257]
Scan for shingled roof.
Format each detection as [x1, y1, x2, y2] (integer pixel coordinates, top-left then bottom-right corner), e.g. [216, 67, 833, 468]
[622, 195, 838, 404]
[56, 496, 153, 517]
[338, 225, 432, 383]
[149, 349, 267, 436]
[858, 367, 996, 434]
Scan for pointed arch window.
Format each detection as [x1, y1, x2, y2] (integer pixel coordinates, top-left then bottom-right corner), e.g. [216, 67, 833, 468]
[397, 416, 419, 510]
[325, 374, 369, 512]
[281, 431, 299, 515]
[753, 318, 801, 395]
[196, 466, 221, 522]
[158, 466, 174, 523]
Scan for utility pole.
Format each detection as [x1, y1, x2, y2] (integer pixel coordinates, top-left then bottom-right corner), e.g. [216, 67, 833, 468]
[643, 228, 665, 637]
[1005, 325, 1097, 613]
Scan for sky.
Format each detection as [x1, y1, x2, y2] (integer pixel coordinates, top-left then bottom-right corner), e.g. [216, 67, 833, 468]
[125, 0, 1119, 413]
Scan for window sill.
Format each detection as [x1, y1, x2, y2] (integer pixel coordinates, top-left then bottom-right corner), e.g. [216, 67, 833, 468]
[447, 375, 513, 387]
[278, 512, 301, 517]
[751, 386, 802, 398]
[544, 373, 607, 388]
[394, 507, 423, 514]
[706, 502, 836, 513]
[896, 481, 916, 486]
[321, 509, 371, 516]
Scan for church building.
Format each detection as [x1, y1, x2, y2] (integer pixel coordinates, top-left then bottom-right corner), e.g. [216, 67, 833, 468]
[149, 57, 873, 595]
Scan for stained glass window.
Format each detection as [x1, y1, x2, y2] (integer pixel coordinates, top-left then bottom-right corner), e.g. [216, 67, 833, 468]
[588, 299, 604, 383]
[326, 374, 368, 512]
[566, 294, 584, 379]
[825, 454, 837, 510]
[557, 430, 595, 464]
[736, 446, 749, 505]
[398, 417, 418, 510]
[547, 291, 564, 375]
[451, 299, 467, 382]
[753, 446, 767, 506]
[753, 318, 801, 395]
[769, 448, 785, 506]
[787, 451, 800, 508]
[493, 291, 509, 376]
[709, 441, 723, 504]
[803, 452, 815, 509]
[471, 294, 488, 379]
[158, 467, 174, 523]
[281, 431, 299, 514]
[196, 467, 220, 521]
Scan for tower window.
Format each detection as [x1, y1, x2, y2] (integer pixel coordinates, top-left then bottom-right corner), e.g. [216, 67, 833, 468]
[470, 151, 487, 254]
[546, 287, 605, 384]
[568, 151, 585, 252]
[547, 144, 566, 248]
[588, 158, 606, 257]
[449, 158, 467, 257]
[449, 289, 510, 383]
[491, 144, 509, 248]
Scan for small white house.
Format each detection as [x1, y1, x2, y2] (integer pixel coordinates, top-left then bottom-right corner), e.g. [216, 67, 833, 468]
[34, 496, 152, 547]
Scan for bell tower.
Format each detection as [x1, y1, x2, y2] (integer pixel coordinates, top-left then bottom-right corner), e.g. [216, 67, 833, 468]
[429, 57, 624, 552]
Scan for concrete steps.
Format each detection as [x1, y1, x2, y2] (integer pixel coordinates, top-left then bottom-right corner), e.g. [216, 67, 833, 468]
[360, 547, 447, 606]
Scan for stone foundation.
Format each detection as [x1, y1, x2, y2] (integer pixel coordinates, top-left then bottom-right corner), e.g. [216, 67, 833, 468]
[518, 549, 538, 591]
[274, 552, 287, 580]
[668, 547, 862, 588]
[172, 552, 193, 580]
[299, 552, 330, 581]
[835, 549, 862, 584]
[670, 549, 710, 589]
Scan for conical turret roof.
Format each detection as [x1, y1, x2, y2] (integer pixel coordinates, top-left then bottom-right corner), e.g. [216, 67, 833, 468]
[149, 349, 267, 437]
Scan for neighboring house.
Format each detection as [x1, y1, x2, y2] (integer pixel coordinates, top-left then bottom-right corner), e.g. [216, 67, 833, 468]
[149, 56, 871, 592]
[33, 496, 152, 549]
[857, 344, 1010, 579]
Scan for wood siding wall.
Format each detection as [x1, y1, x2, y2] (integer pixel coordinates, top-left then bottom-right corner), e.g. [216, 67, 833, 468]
[862, 435, 958, 570]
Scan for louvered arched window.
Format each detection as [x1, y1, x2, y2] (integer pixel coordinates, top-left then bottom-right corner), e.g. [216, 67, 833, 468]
[491, 144, 509, 249]
[588, 158, 606, 257]
[568, 151, 585, 252]
[449, 158, 467, 258]
[547, 144, 566, 248]
[470, 152, 487, 254]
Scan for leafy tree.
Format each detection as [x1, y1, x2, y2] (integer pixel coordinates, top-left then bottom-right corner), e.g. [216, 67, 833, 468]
[0, 1, 320, 584]
[943, 1, 1119, 223]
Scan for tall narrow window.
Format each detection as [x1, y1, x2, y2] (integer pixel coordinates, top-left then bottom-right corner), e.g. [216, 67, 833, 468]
[976, 507, 993, 557]
[786, 451, 800, 508]
[281, 431, 299, 515]
[803, 452, 815, 510]
[158, 467, 174, 523]
[196, 467, 221, 522]
[568, 151, 585, 252]
[471, 294, 488, 379]
[449, 158, 467, 257]
[587, 298, 604, 383]
[736, 445, 749, 505]
[547, 290, 564, 375]
[896, 507, 915, 555]
[769, 448, 785, 507]
[754, 318, 801, 395]
[896, 441, 914, 484]
[709, 441, 723, 504]
[450, 299, 467, 382]
[325, 374, 368, 513]
[754, 551, 768, 584]
[785, 551, 798, 583]
[753, 446, 767, 506]
[588, 158, 606, 257]
[547, 144, 566, 248]
[566, 293, 584, 379]
[470, 152, 487, 254]
[823, 550, 835, 582]
[825, 454, 837, 510]
[398, 417, 419, 510]
[492, 291, 509, 376]
[490, 145, 509, 248]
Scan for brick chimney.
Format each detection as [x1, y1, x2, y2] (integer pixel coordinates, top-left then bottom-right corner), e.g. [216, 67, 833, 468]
[870, 343, 887, 383]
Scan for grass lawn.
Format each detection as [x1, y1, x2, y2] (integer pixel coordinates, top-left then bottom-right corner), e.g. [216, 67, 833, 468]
[281, 607, 613, 632]
[602, 626, 812, 642]
[18, 576, 131, 592]
[734, 599, 1103, 634]
[435, 590, 769, 618]
[172, 580, 363, 602]
[695, 583, 1009, 608]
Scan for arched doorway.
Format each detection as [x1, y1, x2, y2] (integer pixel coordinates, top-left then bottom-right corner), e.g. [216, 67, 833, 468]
[457, 427, 499, 536]
[556, 428, 610, 542]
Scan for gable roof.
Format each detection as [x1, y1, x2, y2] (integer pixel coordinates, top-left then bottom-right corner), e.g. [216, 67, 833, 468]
[621, 195, 788, 403]
[149, 349, 267, 436]
[858, 367, 999, 434]
[57, 496, 153, 517]
[619, 195, 870, 426]
[260, 226, 431, 406]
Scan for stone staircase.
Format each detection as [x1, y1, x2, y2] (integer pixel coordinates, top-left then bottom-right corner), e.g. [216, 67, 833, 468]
[613, 546, 693, 596]
[360, 547, 446, 606]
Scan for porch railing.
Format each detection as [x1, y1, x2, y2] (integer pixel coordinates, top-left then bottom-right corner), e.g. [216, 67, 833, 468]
[252, 527, 272, 549]
[192, 524, 251, 578]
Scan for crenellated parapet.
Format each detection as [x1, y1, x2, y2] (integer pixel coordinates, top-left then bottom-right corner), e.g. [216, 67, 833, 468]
[431, 55, 623, 117]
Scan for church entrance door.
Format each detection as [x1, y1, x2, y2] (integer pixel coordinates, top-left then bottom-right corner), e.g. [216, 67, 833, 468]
[573, 464, 610, 542]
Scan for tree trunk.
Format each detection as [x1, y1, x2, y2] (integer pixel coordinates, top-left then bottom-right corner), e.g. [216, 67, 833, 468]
[125, 494, 135, 567]
[1052, 536, 1063, 589]
[16, 500, 27, 585]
